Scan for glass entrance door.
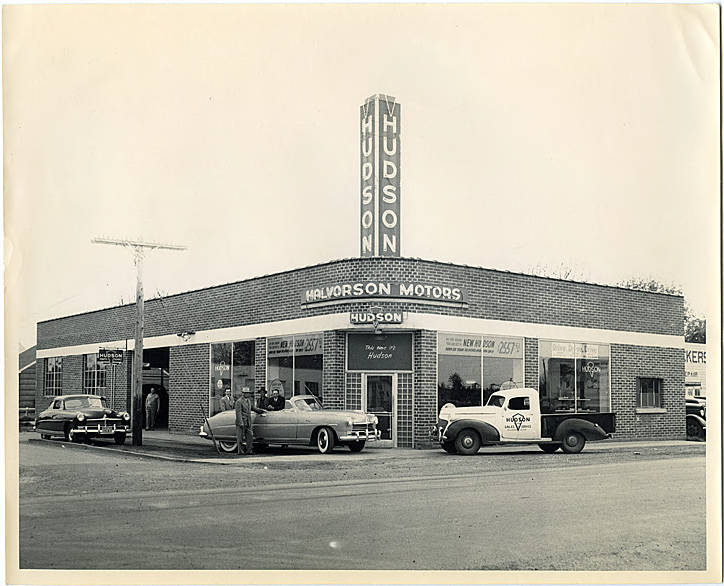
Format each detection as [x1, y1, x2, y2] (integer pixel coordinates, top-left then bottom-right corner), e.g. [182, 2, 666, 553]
[363, 374, 397, 447]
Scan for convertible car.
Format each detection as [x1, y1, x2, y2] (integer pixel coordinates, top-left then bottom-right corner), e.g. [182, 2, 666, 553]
[199, 394, 380, 454]
[35, 394, 131, 444]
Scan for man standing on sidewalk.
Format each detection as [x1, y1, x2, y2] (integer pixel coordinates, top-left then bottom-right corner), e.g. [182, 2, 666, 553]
[235, 387, 265, 455]
[145, 387, 160, 431]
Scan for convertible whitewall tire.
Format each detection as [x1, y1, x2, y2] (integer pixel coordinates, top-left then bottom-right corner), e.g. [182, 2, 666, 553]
[316, 427, 335, 454]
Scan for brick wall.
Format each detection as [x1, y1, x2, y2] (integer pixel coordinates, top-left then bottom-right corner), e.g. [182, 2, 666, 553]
[525, 338, 539, 388]
[413, 330, 437, 448]
[168, 343, 210, 435]
[254, 337, 266, 394]
[611, 344, 686, 439]
[37, 257, 684, 350]
[323, 331, 345, 409]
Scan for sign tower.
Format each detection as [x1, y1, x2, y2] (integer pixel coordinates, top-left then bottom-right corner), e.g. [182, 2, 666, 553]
[360, 94, 401, 257]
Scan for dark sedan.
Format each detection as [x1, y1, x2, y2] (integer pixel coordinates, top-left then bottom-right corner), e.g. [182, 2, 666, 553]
[35, 394, 131, 444]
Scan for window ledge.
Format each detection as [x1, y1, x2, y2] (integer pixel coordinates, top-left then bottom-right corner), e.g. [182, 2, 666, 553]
[636, 407, 667, 414]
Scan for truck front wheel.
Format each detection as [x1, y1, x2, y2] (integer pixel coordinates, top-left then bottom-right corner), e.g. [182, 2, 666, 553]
[454, 429, 481, 455]
[561, 431, 585, 454]
[441, 441, 456, 454]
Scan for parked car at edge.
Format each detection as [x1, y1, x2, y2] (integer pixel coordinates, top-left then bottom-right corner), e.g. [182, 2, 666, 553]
[432, 388, 615, 455]
[35, 394, 131, 444]
[686, 397, 706, 440]
[200, 394, 380, 454]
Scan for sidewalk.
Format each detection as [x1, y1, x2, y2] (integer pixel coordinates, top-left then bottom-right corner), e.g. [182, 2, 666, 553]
[26, 427, 704, 465]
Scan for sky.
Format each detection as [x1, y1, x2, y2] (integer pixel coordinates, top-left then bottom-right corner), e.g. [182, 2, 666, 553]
[3, 3, 720, 351]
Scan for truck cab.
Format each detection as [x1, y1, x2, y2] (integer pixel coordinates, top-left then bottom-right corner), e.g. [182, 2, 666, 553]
[434, 388, 614, 455]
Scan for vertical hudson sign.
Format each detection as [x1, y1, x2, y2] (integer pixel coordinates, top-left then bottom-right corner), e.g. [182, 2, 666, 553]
[360, 94, 401, 257]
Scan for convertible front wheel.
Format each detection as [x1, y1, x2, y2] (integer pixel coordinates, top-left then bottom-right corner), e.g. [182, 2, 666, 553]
[218, 440, 238, 453]
[316, 427, 335, 454]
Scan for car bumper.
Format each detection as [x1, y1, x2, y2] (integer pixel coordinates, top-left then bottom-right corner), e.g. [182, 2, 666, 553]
[430, 423, 449, 442]
[337, 429, 381, 442]
[71, 424, 129, 436]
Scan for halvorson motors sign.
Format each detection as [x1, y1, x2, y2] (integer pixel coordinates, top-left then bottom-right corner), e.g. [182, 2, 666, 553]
[302, 281, 466, 305]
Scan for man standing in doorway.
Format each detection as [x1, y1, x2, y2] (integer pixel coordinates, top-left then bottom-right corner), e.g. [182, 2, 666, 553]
[145, 387, 160, 431]
[235, 387, 265, 455]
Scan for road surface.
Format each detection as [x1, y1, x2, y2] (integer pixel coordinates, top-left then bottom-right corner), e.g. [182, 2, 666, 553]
[19, 437, 706, 570]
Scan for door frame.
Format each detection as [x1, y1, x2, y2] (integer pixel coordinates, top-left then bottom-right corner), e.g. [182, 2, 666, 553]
[361, 372, 398, 448]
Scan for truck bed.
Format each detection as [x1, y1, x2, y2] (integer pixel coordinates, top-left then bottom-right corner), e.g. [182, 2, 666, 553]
[540, 412, 616, 438]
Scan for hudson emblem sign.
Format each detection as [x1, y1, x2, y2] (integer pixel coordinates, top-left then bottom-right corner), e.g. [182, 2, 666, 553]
[302, 281, 466, 305]
[350, 311, 403, 325]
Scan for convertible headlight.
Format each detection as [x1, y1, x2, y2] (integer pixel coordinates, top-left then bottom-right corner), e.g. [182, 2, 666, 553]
[368, 414, 378, 425]
[76, 413, 85, 422]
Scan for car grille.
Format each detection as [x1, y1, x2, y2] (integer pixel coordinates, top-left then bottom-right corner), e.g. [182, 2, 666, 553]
[85, 418, 124, 425]
[352, 423, 373, 433]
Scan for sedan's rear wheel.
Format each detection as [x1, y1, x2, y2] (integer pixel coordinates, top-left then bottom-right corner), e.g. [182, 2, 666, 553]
[316, 427, 335, 454]
[218, 440, 238, 453]
[348, 441, 365, 452]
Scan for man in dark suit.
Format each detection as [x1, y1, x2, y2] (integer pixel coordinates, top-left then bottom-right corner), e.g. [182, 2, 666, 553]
[257, 387, 269, 410]
[268, 388, 285, 411]
[235, 387, 265, 455]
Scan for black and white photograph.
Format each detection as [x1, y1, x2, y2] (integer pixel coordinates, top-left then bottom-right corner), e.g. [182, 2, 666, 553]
[3, 3, 721, 584]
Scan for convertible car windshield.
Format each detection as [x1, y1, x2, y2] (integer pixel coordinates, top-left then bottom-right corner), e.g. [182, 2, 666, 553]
[64, 397, 106, 410]
[295, 397, 323, 411]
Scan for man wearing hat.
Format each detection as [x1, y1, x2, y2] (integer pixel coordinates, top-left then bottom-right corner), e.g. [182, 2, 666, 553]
[235, 387, 265, 455]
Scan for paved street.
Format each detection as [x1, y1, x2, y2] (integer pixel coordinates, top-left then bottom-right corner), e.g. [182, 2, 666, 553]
[19, 436, 706, 570]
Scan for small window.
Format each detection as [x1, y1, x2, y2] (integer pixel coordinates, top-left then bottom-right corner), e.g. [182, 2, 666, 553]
[508, 396, 530, 411]
[44, 357, 63, 396]
[638, 378, 663, 408]
[52, 400, 62, 409]
[83, 354, 107, 395]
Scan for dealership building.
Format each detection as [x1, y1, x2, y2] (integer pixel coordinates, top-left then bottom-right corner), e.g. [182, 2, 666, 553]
[34, 95, 686, 446]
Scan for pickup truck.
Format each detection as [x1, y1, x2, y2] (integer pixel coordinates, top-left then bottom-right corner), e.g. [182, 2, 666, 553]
[432, 388, 615, 455]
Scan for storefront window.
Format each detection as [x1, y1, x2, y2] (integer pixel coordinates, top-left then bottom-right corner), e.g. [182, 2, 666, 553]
[437, 333, 524, 410]
[233, 341, 256, 394]
[539, 341, 610, 413]
[210, 343, 232, 416]
[482, 336, 524, 404]
[438, 333, 482, 408]
[209, 340, 256, 416]
[268, 333, 323, 400]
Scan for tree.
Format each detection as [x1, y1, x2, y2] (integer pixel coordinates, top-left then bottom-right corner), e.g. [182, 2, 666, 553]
[527, 261, 589, 282]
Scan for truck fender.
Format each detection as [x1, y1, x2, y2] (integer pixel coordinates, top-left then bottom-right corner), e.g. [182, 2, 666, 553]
[554, 418, 609, 442]
[446, 419, 500, 444]
[686, 414, 706, 428]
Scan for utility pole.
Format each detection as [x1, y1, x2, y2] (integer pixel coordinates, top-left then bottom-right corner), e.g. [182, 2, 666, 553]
[92, 237, 186, 446]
